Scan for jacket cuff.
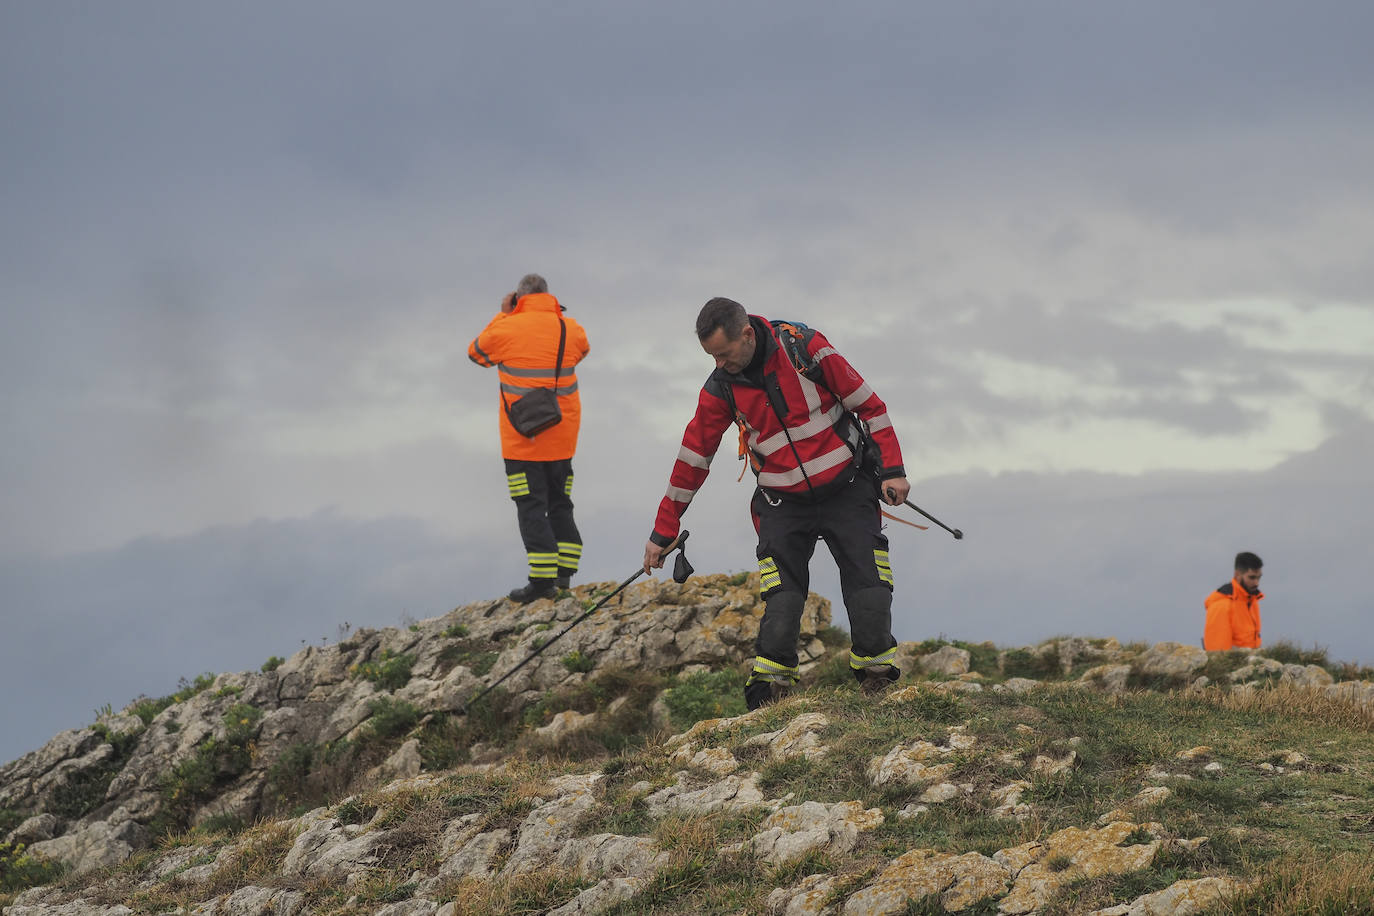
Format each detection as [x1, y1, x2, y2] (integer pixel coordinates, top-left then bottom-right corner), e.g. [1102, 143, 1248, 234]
[879, 465, 906, 481]
[650, 531, 676, 548]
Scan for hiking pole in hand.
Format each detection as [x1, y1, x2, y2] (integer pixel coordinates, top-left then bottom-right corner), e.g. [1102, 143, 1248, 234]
[460, 531, 691, 715]
[886, 489, 963, 540]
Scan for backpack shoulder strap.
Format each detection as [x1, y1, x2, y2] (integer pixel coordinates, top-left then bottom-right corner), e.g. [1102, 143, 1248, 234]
[770, 320, 824, 383]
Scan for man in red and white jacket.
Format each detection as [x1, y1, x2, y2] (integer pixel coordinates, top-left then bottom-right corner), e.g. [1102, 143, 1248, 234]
[643, 297, 911, 709]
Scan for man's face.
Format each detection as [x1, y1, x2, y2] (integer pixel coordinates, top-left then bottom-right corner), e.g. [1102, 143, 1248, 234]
[1237, 568, 1263, 592]
[701, 325, 756, 374]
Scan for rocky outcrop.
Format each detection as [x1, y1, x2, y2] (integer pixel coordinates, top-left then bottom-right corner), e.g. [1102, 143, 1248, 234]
[1, 574, 826, 877]
[3, 707, 1248, 916]
[4, 583, 1372, 912]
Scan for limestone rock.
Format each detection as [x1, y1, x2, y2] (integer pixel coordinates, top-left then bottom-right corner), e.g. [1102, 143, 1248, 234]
[1081, 664, 1132, 693]
[535, 709, 596, 742]
[768, 873, 844, 916]
[997, 821, 1163, 914]
[368, 738, 423, 782]
[546, 877, 645, 916]
[1031, 750, 1077, 777]
[644, 771, 771, 816]
[990, 781, 1033, 820]
[370, 901, 438, 916]
[1088, 875, 1245, 915]
[747, 800, 884, 864]
[437, 827, 510, 881]
[741, 712, 831, 762]
[1138, 642, 1208, 679]
[867, 739, 958, 788]
[1281, 664, 1334, 687]
[843, 848, 1010, 914]
[919, 783, 962, 804]
[28, 809, 147, 876]
[554, 832, 665, 878]
[1227, 657, 1283, 682]
[190, 885, 308, 915]
[6, 813, 62, 845]
[501, 774, 603, 876]
[919, 645, 971, 677]
[670, 745, 739, 776]
[5, 901, 135, 916]
[281, 816, 389, 877]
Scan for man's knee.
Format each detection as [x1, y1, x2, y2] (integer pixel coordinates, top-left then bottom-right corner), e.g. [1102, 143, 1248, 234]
[756, 590, 806, 663]
[845, 586, 894, 656]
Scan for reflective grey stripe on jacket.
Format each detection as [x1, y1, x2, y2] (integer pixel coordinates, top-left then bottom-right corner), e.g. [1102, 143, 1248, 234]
[756, 444, 854, 489]
[499, 364, 574, 379]
[500, 381, 580, 396]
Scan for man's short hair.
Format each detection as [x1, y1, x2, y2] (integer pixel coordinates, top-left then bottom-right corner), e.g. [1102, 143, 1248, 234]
[1234, 551, 1263, 572]
[696, 297, 749, 341]
[516, 273, 548, 296]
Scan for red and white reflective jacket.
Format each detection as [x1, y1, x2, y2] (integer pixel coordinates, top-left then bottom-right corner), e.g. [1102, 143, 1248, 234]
[650, 315, 905, 545]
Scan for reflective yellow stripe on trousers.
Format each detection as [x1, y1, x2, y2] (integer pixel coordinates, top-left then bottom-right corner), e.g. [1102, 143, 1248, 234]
[557, 541, 582, 572]
[747, 654, 799, 686]
[527, 552, 558, 579]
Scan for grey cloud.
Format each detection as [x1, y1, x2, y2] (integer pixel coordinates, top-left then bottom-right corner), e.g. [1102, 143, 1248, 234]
[847, 299, 1301, 438]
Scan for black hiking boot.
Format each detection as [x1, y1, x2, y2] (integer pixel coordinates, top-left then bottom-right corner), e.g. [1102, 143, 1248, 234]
[556, 575, 572, 589]
[854, 664, 901, 697]
[508, 580, 557, 604]
[745, 680, 793, 711]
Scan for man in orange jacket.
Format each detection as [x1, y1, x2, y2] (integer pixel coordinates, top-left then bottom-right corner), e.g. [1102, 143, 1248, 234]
[1203, 551, 1264, 651]
[469, 274, 591, 603]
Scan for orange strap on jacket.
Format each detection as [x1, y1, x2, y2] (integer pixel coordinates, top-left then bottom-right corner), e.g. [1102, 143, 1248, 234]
[881, 508, 928, 530]
[735, 412, 762, 481]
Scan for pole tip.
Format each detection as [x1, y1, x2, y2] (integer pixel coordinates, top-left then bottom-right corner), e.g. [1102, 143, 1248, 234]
[953, 530, 964, 539]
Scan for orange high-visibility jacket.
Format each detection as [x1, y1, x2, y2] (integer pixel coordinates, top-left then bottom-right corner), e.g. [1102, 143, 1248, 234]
[1203, 578, 1263, 651]
[468, 293, 590, 461]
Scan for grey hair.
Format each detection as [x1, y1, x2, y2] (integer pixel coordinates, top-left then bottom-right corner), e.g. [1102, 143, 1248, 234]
[696, 297, 748, 340]
[516, 273, 548, 296]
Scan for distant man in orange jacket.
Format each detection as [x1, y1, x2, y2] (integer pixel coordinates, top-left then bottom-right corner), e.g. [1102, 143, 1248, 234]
[469, 274, 591, 603]
[1203, 551, 1264, 651]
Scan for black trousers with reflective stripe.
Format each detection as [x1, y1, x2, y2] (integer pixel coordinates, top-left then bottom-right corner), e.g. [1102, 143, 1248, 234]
[504, 458, 581, 581]
[751, 471, 896, 668]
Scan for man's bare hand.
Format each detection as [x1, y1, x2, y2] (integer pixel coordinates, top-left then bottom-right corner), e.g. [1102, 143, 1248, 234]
[882, 477, 911, 506]
[643, 540, 665, 575]
[501, 292, 517, 314]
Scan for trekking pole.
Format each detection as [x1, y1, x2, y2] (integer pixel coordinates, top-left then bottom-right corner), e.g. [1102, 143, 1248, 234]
[460, 531, 691, 714]
[886, 488, 963, 540]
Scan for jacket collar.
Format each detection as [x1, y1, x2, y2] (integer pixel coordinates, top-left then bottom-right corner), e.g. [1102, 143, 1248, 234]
[512, 292, 563, 315]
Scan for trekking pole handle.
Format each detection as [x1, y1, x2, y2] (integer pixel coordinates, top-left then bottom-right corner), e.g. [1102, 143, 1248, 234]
[662, 530, 690, 554]
[886, 489, 963, 540]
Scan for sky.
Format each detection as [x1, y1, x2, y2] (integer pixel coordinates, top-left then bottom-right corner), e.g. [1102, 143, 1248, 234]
[3, 1, 1372, 765]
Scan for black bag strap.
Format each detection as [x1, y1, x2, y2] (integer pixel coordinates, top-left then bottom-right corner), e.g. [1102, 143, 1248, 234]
[501, 313, 567, 417]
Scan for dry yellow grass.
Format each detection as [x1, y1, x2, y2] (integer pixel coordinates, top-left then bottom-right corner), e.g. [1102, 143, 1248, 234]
[1205, 680, 1374, 730]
